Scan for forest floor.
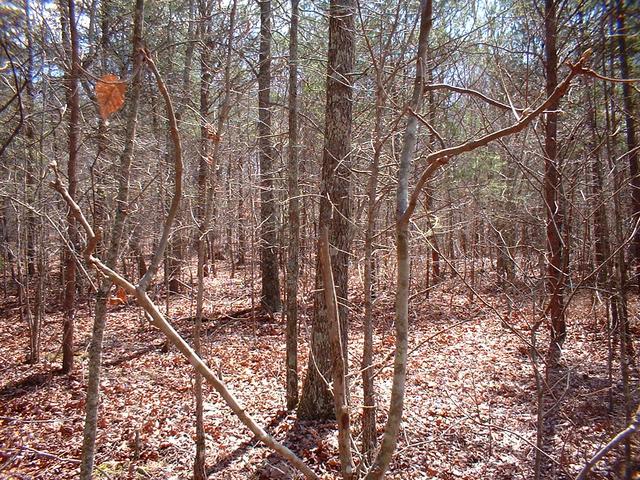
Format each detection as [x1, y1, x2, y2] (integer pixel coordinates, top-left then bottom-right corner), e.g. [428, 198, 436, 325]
[1, 264, 639, 479]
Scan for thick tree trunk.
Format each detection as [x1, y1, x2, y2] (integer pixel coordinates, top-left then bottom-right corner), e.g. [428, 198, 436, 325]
[298, 0, 355, 421]
[285, 0, 300, 411]
[258, 0, 281, 313]
[79, 1, 144, 477]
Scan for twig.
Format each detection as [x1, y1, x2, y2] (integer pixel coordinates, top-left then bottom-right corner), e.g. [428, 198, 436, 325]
[582, 67, 640, 84]
[402, 50, 594, 224]
[575, 405, 640, 480]
[18, 446, 81, 464]
[423, 82, 525, 112]
[0, 416, 59, 424]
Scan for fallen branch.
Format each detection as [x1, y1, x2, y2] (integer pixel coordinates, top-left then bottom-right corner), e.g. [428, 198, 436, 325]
[49, 51, 319, 480]
[19, 446, 81, 464]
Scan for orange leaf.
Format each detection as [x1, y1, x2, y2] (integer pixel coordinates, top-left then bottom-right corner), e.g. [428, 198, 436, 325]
[205, 124, 221, 143]
[95, 74, 126, 119]
[116, 286, 127, 304]
[108, 286, 127, 306]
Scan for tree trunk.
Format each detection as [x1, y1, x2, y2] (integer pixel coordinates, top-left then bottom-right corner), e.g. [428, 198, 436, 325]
[616, 0, 640, 288]
[361, 32, 391, 456]
[258, 0, 281, 313]
[362, 95, 381, 464]
[365, 1, 431, 477]
[535, 2, 567, 477]
[23, 0, 40, 364]
[285, 0, 300, 411]
[192, 1, 236, 476]
[79, 1, 144, 477]
[425, 56, 440, 285]
[193, 3, 212, 478]
[319, 227, 354, 479]
[543, 0, 566, 353]
[61, 0, 80, 375]
[298, 0, 355, 421]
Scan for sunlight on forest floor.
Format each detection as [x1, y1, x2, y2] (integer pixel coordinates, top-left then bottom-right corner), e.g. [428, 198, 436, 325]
[1, 264, 638, 479]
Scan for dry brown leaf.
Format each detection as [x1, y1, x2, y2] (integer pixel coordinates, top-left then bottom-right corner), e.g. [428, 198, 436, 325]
[205, 124, 221, 143]
[108, 286, 127, 306]
[95, 74, 126, 119]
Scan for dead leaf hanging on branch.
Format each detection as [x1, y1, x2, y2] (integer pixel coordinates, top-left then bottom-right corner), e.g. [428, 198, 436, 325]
[108, 286, 127, 307]
[205, 124, 221, 143]
[95, 74, 126, 120]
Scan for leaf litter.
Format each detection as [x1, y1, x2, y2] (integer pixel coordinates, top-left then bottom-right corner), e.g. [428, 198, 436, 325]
[0, 266, 637, 479]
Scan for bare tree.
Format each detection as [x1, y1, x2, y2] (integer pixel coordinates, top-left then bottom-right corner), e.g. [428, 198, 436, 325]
[258, 0, 281, 313]
[79, 0, 145, 476]
[365, 1, 432, 476]
[298, 0, 355, 421]
[286, 0, 301, 411]
[365, 5, 593, 476]
[60, 0, 80, 375]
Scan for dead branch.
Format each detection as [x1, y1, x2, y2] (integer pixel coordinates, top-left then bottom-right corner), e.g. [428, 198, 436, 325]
[48, 56, 320, 480]
[319, 226, 354, 479]
[138, 50, 183, 291]
[424, 82, 525, 112]
[402, 51, 594, 225]
[576, 405, 640, 480]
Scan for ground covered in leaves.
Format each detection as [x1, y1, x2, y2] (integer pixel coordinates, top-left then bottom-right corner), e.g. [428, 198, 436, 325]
[1, 265, 638, 479]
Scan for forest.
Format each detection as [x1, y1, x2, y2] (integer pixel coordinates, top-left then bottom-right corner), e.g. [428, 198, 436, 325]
[1, 0, 639, 478]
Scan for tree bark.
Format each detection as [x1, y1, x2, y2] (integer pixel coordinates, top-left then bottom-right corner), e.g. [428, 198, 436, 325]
[61, 0, 80, 375]
[298, 0, 355, 421]
[543, 0, 566, 352]
[285, 0, 300, 411]
[616, 0, 640, 287]
[79, 1, 144, 477]
[535, 2, 569, 477]
[258, 0, 281, 313]
[365, 1, 431, 477]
